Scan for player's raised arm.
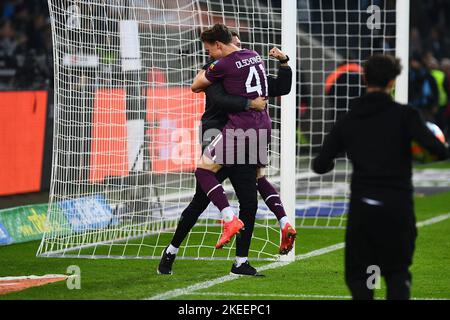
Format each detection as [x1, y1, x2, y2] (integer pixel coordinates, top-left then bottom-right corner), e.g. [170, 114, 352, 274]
[267, 47, 292, 97]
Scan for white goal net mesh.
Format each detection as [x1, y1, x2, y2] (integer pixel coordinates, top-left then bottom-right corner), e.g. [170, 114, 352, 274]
[38, 0, 397, 260]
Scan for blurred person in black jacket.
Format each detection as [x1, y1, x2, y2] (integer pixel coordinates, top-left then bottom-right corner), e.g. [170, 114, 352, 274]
[313, 54, 449, 300]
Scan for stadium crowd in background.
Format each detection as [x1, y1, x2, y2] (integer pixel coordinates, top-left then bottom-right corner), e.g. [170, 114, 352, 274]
[408, 53, 450, 137]
[409, 0, 450, 138]
[0, 0, 52, 90]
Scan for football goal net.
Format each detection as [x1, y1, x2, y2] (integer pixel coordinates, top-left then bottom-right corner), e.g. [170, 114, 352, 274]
[37, 0, 408, 261]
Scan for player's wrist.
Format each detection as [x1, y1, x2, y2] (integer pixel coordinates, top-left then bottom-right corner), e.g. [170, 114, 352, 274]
[245, 99, 252, 111]
[279, 55, 289, 64]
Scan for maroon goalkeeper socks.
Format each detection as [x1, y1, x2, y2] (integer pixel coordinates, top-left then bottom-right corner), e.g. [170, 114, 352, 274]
[195, 168, 230, 212]
[257, 176, 287, 221]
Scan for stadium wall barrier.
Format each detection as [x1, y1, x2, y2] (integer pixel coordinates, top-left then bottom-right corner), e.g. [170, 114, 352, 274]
[0, 91, 48, 196]
[0, 195, 116, 246]
[0, 204, 50, 245]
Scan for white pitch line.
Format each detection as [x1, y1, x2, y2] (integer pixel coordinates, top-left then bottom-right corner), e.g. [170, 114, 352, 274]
[147, 243, 344, 300]
[416, 213, 450, 228]
[187, 292, 450, 301]
[146, 212, 450, 300]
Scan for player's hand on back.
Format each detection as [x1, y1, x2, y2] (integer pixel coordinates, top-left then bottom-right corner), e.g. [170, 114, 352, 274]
[250, 97, 267, 111]
[269, 47, 287, 62]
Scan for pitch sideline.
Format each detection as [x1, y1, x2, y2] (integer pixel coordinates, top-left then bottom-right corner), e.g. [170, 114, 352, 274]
[146, 212, 450, 300]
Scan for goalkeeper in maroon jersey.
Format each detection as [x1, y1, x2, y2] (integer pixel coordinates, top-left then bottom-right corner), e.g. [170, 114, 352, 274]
[190, 23, 296, 251]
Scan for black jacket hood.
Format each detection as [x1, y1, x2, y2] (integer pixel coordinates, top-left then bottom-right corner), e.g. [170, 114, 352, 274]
[349, 92, 394, 117]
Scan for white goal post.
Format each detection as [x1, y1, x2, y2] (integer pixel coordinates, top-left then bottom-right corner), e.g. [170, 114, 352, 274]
[37, 0, 410, 261]
[280, 0, 297, 261]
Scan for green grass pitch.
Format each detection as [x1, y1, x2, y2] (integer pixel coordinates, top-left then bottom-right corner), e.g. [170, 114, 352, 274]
[415, 160, 450, 170]
[1, 191, 450, 300]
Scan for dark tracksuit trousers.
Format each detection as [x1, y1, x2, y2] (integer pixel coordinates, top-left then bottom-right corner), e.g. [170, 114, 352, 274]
[345, 187, 417, 300]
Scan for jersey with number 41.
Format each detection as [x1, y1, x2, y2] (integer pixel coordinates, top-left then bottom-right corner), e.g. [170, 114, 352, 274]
[205, 49, 271, 131]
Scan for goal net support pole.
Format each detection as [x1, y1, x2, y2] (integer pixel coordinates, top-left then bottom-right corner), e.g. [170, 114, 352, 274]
[395, 0, 410, 104]
[280, 0, 297, 262]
